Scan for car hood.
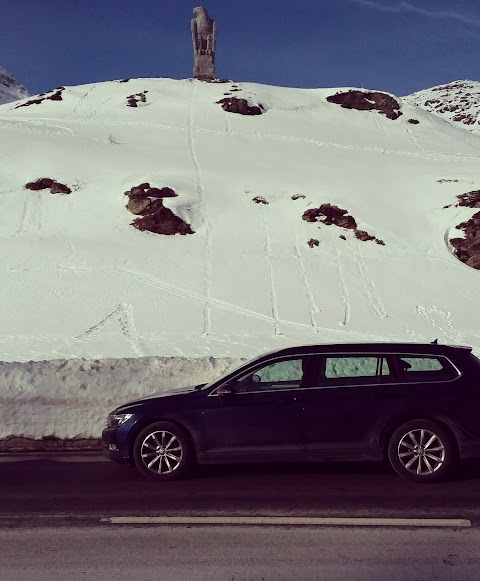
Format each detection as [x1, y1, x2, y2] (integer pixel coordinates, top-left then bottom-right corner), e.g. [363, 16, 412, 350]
[113, 384, 206, 412]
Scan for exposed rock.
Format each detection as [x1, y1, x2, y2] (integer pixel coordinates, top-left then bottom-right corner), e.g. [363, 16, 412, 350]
[326, 90, 402, 120]
[449, 211, 480, 269]
[126, 91, 147, 107]
[252, 196, 268, 205]
[455, 190, 480, 208]
[467, 254, 480, 269]
[25, 178, 71, 194]
[15, 87, 64, 109]
[50, 181, 72, 194]
[303, 204, 383, 244]
[147, 187, 177, 198]
[291, 194, 306, 200]
[127, 198, 151, 215]
[119, 79, 130, 83]
[132, 201, 194, 235]
[303, 204, 357, 230]
[216, 97, 264, 116]
[407, 118, 420, 124]
[124, 184, 193, 235]
[25, 178, 54, 191]
[354, 229, 376, 242]
[339, 235, 346, 240]
[437, 179, 459, 183]
[308, 238, 319, 248]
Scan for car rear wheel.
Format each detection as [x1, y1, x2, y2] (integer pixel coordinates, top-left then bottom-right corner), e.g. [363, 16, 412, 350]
[387, 420, 456, 482]
[133, 421, 194, 481]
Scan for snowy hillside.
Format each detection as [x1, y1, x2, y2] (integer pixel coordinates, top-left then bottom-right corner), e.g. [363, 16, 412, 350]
[405, 80, 480, 135]
[0, 66, 30, 105]
[0, 77, 480, 365]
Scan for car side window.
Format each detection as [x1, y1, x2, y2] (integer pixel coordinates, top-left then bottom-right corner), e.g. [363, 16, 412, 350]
[233, 356, 318, 392]
[323, 356, 390, 386]
[397, 356, 458, 382]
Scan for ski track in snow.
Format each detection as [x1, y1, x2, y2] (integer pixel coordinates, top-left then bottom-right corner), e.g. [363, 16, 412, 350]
[405, 126, 426, 154]
[4, 263, 348, 336]
[188, 82, 212, 337]
[415, 305, 462, 343]
[335, 251, 351, 327]
[353, 246, 388, 320]
[293, 233, 320, 333]
[69, 86, 97, 117]
[15, 192, 43, 236]
[261, 207, 282, 337]
[75, 303, 144, 357]
[7, 115, 479, 163]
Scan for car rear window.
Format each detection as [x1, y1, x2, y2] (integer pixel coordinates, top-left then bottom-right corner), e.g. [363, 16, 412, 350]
[396, 355, 459, 382]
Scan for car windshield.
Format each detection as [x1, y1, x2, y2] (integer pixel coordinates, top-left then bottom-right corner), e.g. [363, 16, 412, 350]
[201, 353, 270, 390]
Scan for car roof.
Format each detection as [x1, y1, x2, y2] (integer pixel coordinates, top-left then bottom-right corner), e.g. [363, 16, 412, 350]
[258, 342, 472, 358]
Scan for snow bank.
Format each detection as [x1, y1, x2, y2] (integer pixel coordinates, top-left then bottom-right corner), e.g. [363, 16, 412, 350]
[0, 356, 245, 440]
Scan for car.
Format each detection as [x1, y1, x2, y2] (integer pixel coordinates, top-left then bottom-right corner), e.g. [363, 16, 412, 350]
[102, 342, 480, 483]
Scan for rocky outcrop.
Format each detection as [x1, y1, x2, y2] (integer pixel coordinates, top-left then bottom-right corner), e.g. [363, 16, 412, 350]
[15, 87, 64, 109]
[0, 65, 30, 105]
[447, 190, 480, 269]
[326, 90, 402, 120]
[216, 97, 264, 116]
[25, 178, 71, 194]
[127, 91, 148, 108]
[302, 203, 384, 245]
[124, 183, 193, 235]
[307, 238, 319, 248]
[252, 196, 268, 205]
[405, 80, 480, 134]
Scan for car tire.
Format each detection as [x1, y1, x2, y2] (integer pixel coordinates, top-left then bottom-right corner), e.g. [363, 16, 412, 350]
[133, 421, 194, 481]
[387, 419, 456, 483]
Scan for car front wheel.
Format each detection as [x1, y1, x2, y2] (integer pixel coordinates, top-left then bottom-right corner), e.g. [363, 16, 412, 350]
[133, 421, 194, 481]
[387, 420, 456, 482]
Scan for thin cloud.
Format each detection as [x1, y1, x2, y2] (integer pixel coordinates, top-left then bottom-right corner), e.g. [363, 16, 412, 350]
[351, 0, 480, 28]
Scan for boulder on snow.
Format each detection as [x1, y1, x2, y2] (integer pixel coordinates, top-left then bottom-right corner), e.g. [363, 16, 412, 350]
[124, 184, 192, 235]
[326, 90, 402, 120]
[25, 178, 71, 194]
[449, 211, 480, 270]
[50, 181, 72, 194]
[132, 200, 194, 236]
[127, 198, 151, 215]
[302, 204, 384, 244]
[216, 97, 264, 116]
[252, 196, 269, 205]
[307, 238, 320, 248]
[303, 204, 357, 230]
[25, 178, 54, 190]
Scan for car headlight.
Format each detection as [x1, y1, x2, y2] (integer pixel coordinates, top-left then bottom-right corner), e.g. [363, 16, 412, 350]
[107, 413, 133, 428]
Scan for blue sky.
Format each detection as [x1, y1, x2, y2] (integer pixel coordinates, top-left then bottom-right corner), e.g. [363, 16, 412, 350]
[1, 0, 478, 96]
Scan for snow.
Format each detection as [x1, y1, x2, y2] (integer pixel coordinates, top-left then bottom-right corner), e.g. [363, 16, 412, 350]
[0, 66, 30, 105]
[0, 76, 479, 440]
[0, 356, 244, 439]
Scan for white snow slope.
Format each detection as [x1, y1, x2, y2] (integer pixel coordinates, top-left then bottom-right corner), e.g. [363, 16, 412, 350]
[405, 80, 480, 135]
[0, 66, 30, 105]
[0, 77, 480, 440]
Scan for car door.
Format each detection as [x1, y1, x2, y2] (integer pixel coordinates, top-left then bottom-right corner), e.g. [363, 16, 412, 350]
[301, 354, 395, 459]
[197, 355, 317, 462]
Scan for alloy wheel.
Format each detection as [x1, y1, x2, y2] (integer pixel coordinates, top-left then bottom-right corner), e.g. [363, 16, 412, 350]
[397, 428, 446, 476]
[140, 430, 184, 475]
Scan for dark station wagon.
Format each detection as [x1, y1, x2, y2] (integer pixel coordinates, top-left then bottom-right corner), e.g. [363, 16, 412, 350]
[102, 342, 480, 482]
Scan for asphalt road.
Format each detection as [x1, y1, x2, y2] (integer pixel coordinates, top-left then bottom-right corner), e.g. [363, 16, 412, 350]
[2, 525, 480, 581]
[2, 455, 480, 522]
[2, 456, 480, 580]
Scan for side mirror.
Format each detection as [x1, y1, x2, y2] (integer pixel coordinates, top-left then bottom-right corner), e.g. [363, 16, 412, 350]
[216, 384, 234, 396]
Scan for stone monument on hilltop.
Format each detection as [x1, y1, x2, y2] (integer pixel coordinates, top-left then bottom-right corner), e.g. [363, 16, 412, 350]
[191, 6, 216, 80]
